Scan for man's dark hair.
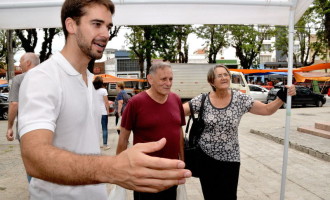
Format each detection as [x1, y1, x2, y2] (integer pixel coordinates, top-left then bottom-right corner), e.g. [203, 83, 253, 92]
[61, 0, 115, 39]
[93, 76, 104, 90]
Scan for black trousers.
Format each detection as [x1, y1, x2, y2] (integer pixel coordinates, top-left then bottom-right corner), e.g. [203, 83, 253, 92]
[133, 185, 177, 200]
[198, 149, 240, 200]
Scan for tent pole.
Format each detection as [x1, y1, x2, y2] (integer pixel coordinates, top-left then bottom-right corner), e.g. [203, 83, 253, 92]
[280, 4, 295, 200]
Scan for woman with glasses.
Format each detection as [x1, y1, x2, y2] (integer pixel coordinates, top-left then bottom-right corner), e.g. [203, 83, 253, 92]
[183, 64, 296, 200]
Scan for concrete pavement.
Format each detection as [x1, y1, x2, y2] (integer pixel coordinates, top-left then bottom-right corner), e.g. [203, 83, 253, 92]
[0, 103, 329, 200]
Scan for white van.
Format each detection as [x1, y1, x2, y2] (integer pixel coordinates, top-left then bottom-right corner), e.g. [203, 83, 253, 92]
[171, 63, 249, 99]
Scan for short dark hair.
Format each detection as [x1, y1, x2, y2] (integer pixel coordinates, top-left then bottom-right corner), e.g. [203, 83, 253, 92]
[207, 64, 231, 91]
[61, 0, 115, 39]
[93, 76, 104, 90]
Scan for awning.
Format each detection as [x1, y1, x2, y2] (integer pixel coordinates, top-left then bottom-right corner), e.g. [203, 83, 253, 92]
[95, 74, 146, 83]
[229, 63, 330, 74]
[0, 0, 313, 29]
[294, 72, 330, 82]
[0, 83, 8, 87]
[0, 80, 8, 85]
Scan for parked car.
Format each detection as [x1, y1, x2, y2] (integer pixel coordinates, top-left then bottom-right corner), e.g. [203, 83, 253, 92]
[0, 93, 8, 103]
[0, 102, 8, 120]
[248, 84, 269, 103]
[267, 86, 326, 108]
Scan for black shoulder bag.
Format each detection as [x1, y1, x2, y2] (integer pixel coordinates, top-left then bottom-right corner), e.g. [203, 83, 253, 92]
[184, 93, 207, 177]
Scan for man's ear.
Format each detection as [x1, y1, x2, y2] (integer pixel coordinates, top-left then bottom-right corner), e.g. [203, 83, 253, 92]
[26, 60, 32, 68]
[147, 74, 153, 85]
[65, 17, 76, 34]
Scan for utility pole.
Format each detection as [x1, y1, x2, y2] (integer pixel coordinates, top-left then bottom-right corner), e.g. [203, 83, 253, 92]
[6, 30, 15, 82]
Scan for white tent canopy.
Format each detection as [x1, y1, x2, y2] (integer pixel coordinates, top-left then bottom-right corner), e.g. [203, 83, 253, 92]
[0, 0, 312, 29]
[0, 1, 315, 200]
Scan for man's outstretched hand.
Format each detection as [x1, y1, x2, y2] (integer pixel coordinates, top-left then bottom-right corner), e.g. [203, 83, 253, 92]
[107, 138, 191, 193]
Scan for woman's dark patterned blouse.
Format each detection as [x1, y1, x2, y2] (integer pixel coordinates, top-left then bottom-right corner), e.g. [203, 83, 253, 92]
[190, 90, 254, 162]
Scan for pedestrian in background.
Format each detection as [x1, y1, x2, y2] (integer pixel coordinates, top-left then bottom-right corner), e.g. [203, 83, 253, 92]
[93, 76, 110, 150]
[183, 64, 296, 200]
[117, 62, 186, 200]
[114, 81, 129, 134]
[6, 52, 40, 142]
[17, 0, 191, 199]
[6, 52, 39, 183]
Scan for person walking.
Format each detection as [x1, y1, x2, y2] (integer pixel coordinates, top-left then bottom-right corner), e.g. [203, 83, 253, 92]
[17, 1, 191, 199]
[5, 52, 40, 183]
[183, 64, 296, 200]
[117, 62, 186, 200]
[93, 76, 111, 150]
[114, 81, 129, 134]
[6, 52, 40, 142]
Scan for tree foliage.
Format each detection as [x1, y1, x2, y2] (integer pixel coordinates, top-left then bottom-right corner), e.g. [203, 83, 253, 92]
[195, 25, 229, 63]
[126, 26, 148, 77]
[311, 0, 330, 48]
[153, 25, 192, 63]
[274, 3, 328, 66]
[229, 25, 274, 69]
[126, 25, 192, 77]
[0, 30, 21, 69]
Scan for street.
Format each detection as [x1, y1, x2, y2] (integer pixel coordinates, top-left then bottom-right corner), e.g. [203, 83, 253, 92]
[0, 98, 329, 199]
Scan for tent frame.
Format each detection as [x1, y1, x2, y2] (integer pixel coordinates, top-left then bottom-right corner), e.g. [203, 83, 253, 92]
[0, 0, 314, 199]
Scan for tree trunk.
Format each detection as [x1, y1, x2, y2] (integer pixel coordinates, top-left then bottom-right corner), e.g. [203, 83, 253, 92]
[15, 29, 37, 52]
[39, 28, 59, 62]
[144, 27, 152, 76]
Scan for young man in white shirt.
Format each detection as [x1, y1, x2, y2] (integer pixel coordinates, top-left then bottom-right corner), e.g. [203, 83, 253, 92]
[18, 0, 191, 199]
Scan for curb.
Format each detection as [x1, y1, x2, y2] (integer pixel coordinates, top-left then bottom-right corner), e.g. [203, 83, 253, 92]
[249, 129, 330, 162]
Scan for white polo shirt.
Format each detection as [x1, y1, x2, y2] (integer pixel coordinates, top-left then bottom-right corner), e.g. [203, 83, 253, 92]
[18, 52, 107, 200]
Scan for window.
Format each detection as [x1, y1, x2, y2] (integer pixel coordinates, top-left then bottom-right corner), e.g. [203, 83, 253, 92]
[249, 85, 262, 92]
[231, 74, 245, 86]
[260, 55, 271, 63]
[264, 34, 272, 40]
[117, 59, 139, 72]
[262, 44, 272, 52]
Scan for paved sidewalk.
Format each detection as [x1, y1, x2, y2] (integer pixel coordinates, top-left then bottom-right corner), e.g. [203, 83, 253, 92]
[1, 104, 329, 199]
[246, 106, 330, 161]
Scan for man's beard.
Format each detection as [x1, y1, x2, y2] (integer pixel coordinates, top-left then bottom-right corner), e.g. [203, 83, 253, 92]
[76, 31, 105, 60]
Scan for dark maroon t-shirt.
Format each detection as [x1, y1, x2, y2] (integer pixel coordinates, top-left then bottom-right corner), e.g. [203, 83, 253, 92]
[121, 91, 186, 159]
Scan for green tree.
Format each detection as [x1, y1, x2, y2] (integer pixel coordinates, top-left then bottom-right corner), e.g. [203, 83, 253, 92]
[229, 25, 274, 69]
[153, 25, 178, 63]
[175, 25, 192, 63]
[15, 29, 38, 53]
[195, 25, 229, 63]
[126, 25, 193, 76]
[274, 5, 328, 66]
[312, 0, 330, 48]
[153, 25, 192, 63]
[126, 26, 148, 77]
[0, 30, 21, 69]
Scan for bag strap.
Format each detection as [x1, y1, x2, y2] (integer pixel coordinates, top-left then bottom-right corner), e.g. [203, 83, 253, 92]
[197, 93, 207, 121]
[185, 93, 207, 133]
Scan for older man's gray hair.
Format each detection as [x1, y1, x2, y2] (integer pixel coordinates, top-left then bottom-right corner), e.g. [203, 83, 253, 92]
[149, 62, 172, 75]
